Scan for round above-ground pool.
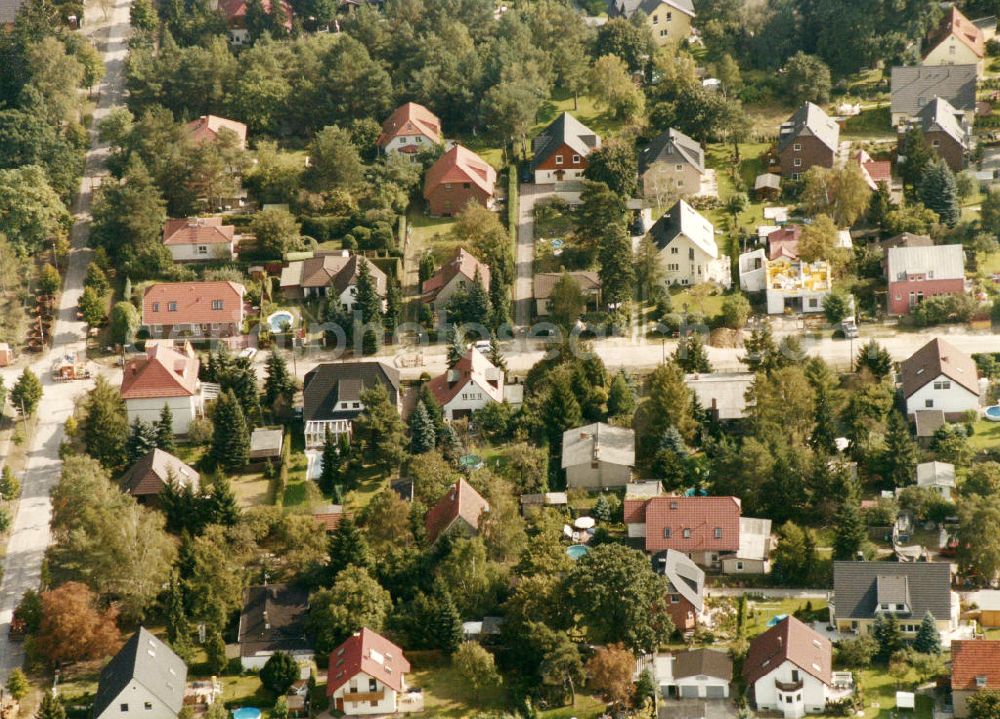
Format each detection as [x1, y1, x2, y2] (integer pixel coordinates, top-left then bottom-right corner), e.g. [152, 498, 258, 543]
[267, 310, 295, 332]
[986, 406, 1000, 422]
[232, 709, 261, 719]
[566, 544, 590, 560]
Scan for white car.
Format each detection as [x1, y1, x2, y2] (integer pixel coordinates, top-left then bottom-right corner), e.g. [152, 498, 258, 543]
[239, 347, 258, 360]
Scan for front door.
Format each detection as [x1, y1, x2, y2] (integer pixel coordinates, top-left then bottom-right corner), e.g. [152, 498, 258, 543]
[335, 698, 343, 712]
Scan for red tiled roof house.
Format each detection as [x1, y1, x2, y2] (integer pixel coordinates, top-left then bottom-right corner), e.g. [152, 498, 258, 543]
[186, 114, 249, 148]
[120, 341, 203, 434]
[423, 145, 496, 217]
[327, 629, 411, 716]
[162, 217, 236, 263]
[922, 6, 985, 78]
[217, 0, 292, 46]
[377, 102, 442, 158]
[142, 280, 246, 339]
[424, 478, 489, 544]
[421, 247, 491, 315]
[952, 640, 1000, 717]
[425, 348, 504, 421]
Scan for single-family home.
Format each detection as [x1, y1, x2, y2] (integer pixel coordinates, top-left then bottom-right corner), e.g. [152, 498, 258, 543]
[607, 0, 695, 45]
[646, 649, 732, 700]
[830, 561, 958, 637]
[767, 225, 803, 260]
[765, 258, 832, 315]
[326, 629, 411, 716]
[217, 0, 292, 45]
[882, 232, 933, 254]
[302, 361, 401, 448]
[533, 271, 602, 317]
[855, 150, 893, 191]
[916, 460, 957, 499]
[777, 103, 840, 180]
[530, 112, 600, 184]
[649, 199, 731, 287]
[743, 616, 835, 718]
[423, 145, 496, 216]
[915, 96, 971, 172]
[119, 448, 200, 503]
[638, 128, 706, 201]
[237, 584, 313, 670]
[421, 247, 491, 315]
[561, 422, 635, 490]
[952, 640, 1000, 717]
[93, 628, 187, 719]
[653, 549, 705, 632]
[425, 347, 504, 421]
[424, 478, 490, 544]
[886, 244, 966, 316]
[185, 114, 249, 148]
[376, 102, 442, 157]
[280, 252, 388, 310]
[899, 337, 980, 419]
[739, 248, 767, 292]
[684, 372, 755, 421]
[162, 217, 236, 262]
[890, 64, 977, 126]
[142, 281, 245, 339]
[120, 341, 203, 434]
[922, 6, 985, 78]
[313, 504, 345, 533]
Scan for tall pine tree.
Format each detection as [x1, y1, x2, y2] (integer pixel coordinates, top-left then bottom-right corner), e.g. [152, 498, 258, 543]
[319, 428, 341, 497]
[210, 390, 250, 469]
[156, 403, 175, 452]
[913, 610, 941, 655]
[355, 259, 383, 355]
[883, 410, 918, 489]
[264, 350, 294, 407]
[833, 481, 867, 560]
[327, 516, 371, 580]
[409, 401, 437, 454]
[126, 417, 159, 463]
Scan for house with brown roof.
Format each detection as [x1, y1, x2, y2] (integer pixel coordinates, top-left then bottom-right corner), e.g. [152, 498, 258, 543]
[422, 247, 491, 315]
[923, 6, 986, 78]
[767, 225, 803, 261]
[217, 0, 292, 45]
[899, 337, 980, 419]
[238, 584, 312, 670]
[186, 114, 248, 148]
[424, 478, 490, 544]
[280, 252, 387, 310]
[326, 629, 412, 716]
[142, 281, 245, 339]
[377, 102, 442, 158]
[119, 448, 200, 503]
[425, 348, 504, 421]
[743, 616, 837, 718]
[120, 341, 204, 434]
[855, 150, 892, 191]
[952, 640, 1000, 717]
[644, 648, 732, 700]
[533, 271, 601, 317]
[530, 112, 600, 184]
[777, 103, 840, 180]
[162, 217, 236, 263]
[423, 145, 496, 216]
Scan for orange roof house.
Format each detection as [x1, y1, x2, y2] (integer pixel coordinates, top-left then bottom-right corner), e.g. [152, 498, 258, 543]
[423, 145, 496, 216]
[923, 6, 985, 77]
[377, 102, 442, 155]
[424, 478, 490, 544]
[421, 247, 491, 311]
[142, 281, 245, 338]
[952, 640, 1000, 717]
[856, 150, 892, 191]
[162, 217, 237, 261]
[326, 629, 410, 714]
[186, 114, 249, 148]
[120, 341, 204, 434]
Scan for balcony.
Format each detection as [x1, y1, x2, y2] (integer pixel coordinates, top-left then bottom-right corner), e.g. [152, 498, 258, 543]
[342, 691, 384, 703]
[775, 678, 804, 692]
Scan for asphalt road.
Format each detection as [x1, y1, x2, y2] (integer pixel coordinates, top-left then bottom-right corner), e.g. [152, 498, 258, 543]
[0, 0, 130, 680]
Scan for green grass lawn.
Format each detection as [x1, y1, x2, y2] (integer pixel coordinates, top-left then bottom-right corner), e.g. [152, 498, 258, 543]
[842, 106, 894, 139]
[407, 650, 507, 717]
[539, 695, 607, 719]
[978, 250, 1000, 275]
[969, 418, 1000, 451]
[857, 668, 934, 719]
[407, 209, 460, 264]
[232, 471, 273, 507]
[669, 286, 728, 319]
[744, 598, 829, 638]
[704, 142, 772, 233]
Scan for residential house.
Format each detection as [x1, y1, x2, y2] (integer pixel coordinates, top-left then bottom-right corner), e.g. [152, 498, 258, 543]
[376, 102, 442, 158]
[914, 96, 971, 171]
[890, 64, 977, 125]
[638, 128, 705, 201]
[882, 232, 933, 254]
[886, 244, 966, 316]
[743, 616, 835, 718]
[533, 271, 601, 317]
[922, 6, 985, 78]
[530, 112, 600, 184]
[185, 114, 248, 148]
[607, 0, 696, 45]
[94, 628, 187, 719]
[119, 448, 199, 503]
[899, 337, 981, 419]
[0, 0, 23, 27]
[237, 584, 313, 670]
[684, 372, 755, 421]
[422, 247, 491, 315]
[739, 248, 767, 292]
[301, 361, 401, 447]
[830, 561, 958, 637]
[326, 629, 411, 716]
[647, 649, 732, 700]
[217, 0, 292, 45]
[142, 281, 245, 339]
[653, 549, 705, 632]
[649, 199, 731, 287]
[767, 225, 803, 260]
[162, 217, 236, 263]
[423, 145, 496, 216]
[280, 252, 387, 310]
[855, 150, 893, 191]
[424, 478, 490, 544]
[425, 347, 504, 421]
[952, 640, 1000, 717]
[916, 460, 957, 500]
[561, 422, 635, 489]
[777, 102, 840, 179]
[765, 258, 832, 314]
[120, 342, 203, 434]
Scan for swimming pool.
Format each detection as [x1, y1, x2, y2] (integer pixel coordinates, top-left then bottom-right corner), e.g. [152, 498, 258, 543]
[267, 311, 295, 332]
[986, 405, 1000, 422]
[566, 544, 589, 560]
[232, 708, 261, 719]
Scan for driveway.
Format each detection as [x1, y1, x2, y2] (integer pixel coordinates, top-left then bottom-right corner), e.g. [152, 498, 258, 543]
[0, 0, 131, 680]
[659, 698, 738, 719]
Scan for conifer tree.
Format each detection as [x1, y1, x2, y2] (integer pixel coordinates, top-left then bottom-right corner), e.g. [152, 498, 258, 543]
[447, 324, 466, 368]
[264, 350, 294, 407]
[126, 417, 159, 463]
[809, 379, 839, 454]
[355, 260, 382, 355]
[327, 516, 371, 580]
[210, 390, 250, 469]
[673, 332, 711, 373]
[165, 571, 189, 643]
[80, 376, 129, 470]
[883, 410, 918, 489]
[488, 335, 507, 372]
[433, 586, 464, 655]
[36, 691, 65, 719]
[156, 403, 175, 452]
[206, 474, 240, 526]
[354, 384, 406, 473]
[319, 429, 341, 496]
[607, 370, 635, 419]
[833, 482, 867, 560]
[542, 372, 582, 453]
[913, 611, 941, 655]
[409, 401, 437, 454]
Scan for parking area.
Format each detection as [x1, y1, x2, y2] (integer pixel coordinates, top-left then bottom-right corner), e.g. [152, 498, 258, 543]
[658, 698, 739, 719]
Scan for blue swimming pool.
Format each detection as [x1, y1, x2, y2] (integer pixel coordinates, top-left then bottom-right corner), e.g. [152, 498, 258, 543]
[987, 405, 1000, 422]
[267, 311, 294, 332]
[566, 544, 589, 560]
[232, 708, 261, 719]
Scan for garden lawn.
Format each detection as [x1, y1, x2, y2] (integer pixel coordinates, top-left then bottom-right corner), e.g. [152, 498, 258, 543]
[969, 418, 1000, 451]
[704, 142, 772, 233]
[669, 286, 727, 318]
[232, 471, 273, 507]
[539, 695, 607, 719]
[407, 209, 460, 264]
[856, 668, 933, 719]
[407, 650, 507, 718]
[221, 674, 272, 710]
[842, 106, 894, 140]
[744, 598, 829, 638]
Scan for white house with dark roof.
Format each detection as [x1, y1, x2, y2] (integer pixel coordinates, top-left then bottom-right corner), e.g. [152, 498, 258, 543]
[639, 128, 708, 202]
[562, 422, 635, 489]
[649, 200, 731, 287]
[94, 628, 187, 719]
[899, 337, 980, 419]
[642, 648, 732, 700]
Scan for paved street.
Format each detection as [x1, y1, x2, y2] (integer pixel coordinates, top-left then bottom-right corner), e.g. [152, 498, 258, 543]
[0, 0, 130, 680]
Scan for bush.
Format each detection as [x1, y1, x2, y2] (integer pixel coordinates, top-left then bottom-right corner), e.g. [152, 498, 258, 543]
[260, 652, 299, 695]
[187, 417, 213, 445]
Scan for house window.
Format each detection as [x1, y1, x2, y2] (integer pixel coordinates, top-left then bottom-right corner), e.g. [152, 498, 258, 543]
[932, 140, 940, 148]
[949, 45, 956, 54]
[463, 182, 470, 189]
[671, 247, 678, 254]
[791, 172, 801, 181]
[793, 158, 802, 167]
[197, 245, 208, 254]
[808, 298, 819, 308]
[555, 155, 564, 165]
[144, 704, 153, 711]
[669, 501, 678, 509]
[933, 380, 952, 390]
[714, 527, 722, 539]
[683, 528, 692, 539]
[444, 183, 452, 191]
[925, 399, 934, 408]
[353, 402, 360, 409]
[670, 594, 680, 604]
[416, 136, 422, 143]
[152, 302, 160, 312]
[167, 302, 177, 312]
[212, 300, 223, 310]
[121, 705, 129, 712]
[369, 678, 378, 692]
[663, 528, 671, 538]
[666, 11, 671, 19]
[572, 154, 581, 163]
[660, 29, 667, 36]
[977, 676, 988, 687]
[792, 670, 800, 683]
[675, 164, 683, 171]
[688, 248, 695, 260]
[737, 561, 744, 570]
[652, 13, 658, 23]
[793, 143, 801, 151]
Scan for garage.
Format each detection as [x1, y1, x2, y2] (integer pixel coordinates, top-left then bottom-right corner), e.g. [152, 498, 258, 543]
[706, 685, 727, 699]
[679, 685, 700, 698]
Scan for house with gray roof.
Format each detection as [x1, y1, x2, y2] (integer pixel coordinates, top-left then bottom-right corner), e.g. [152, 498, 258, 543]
[916, 460, 957, 499]
[0, 0, 22, 25]
[607, 0, 695, 45]
[119, 448, 200, 503]
[531, 112, 600, 184]
[653, 549, 705, 632]
[641, 648, 732, 700]
[890, 65, 977, 126]
[238, 584, 313, 670]
[777, 102, 840, 179]
[94, 628, 187, 719]
[302, 360, 401, 448]
[830, 561, 957, 638]
[914, 96, 972, 172]
[649, 200, 731, 287]
[639, 128, 707, 201]
[562, 422, 634, 489]
[886, 244, 966, 316]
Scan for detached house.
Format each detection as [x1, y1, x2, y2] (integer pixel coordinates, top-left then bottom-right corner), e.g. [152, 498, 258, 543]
[915, 96, 972, 172]
[302, 361, 401, 447]
[649, 648, 732, 700]
[533, 271, 601, 317]
[952, 640, 1000, 717]
[376, 102, 442, 158]
[280, 252, 387, 310]
[890, 65, 977, 126]
[426, 347, 504, 421]
[650, 200, 730, 287]
[218, 0, 292, 45]
[94, 628, 187, 719]
[607, 0, 695, 45]
[326, 629, 411, 716]
[142, 281, 245, 339]
[899, 337, 981, 419]
[777, 102, 839, 180]
[185, 114, 248, 148]
[855, 150, 893, 191]
[561, 422, 635, 490]
[886, 244, 966, 316]
[423, 145, 496, 216]
[119, 448, 199, 503]
[422, 247, 491, 315]
[639, 128, 706, 201]
[654, 549, 705, 633]
[238, 584, 313, 670]
[162, 217, 236, 263]
[425, 478, 490, 544]
[530, 112, 600, 184]
[120, 341, 203, 434]
[922, 6, 985, 78]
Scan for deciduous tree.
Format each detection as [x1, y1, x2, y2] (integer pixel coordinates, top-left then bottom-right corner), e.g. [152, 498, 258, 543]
[35, 582, 121, 667]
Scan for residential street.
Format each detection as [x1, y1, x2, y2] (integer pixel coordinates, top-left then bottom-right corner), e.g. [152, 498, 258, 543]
[0, 0, 130, 680]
